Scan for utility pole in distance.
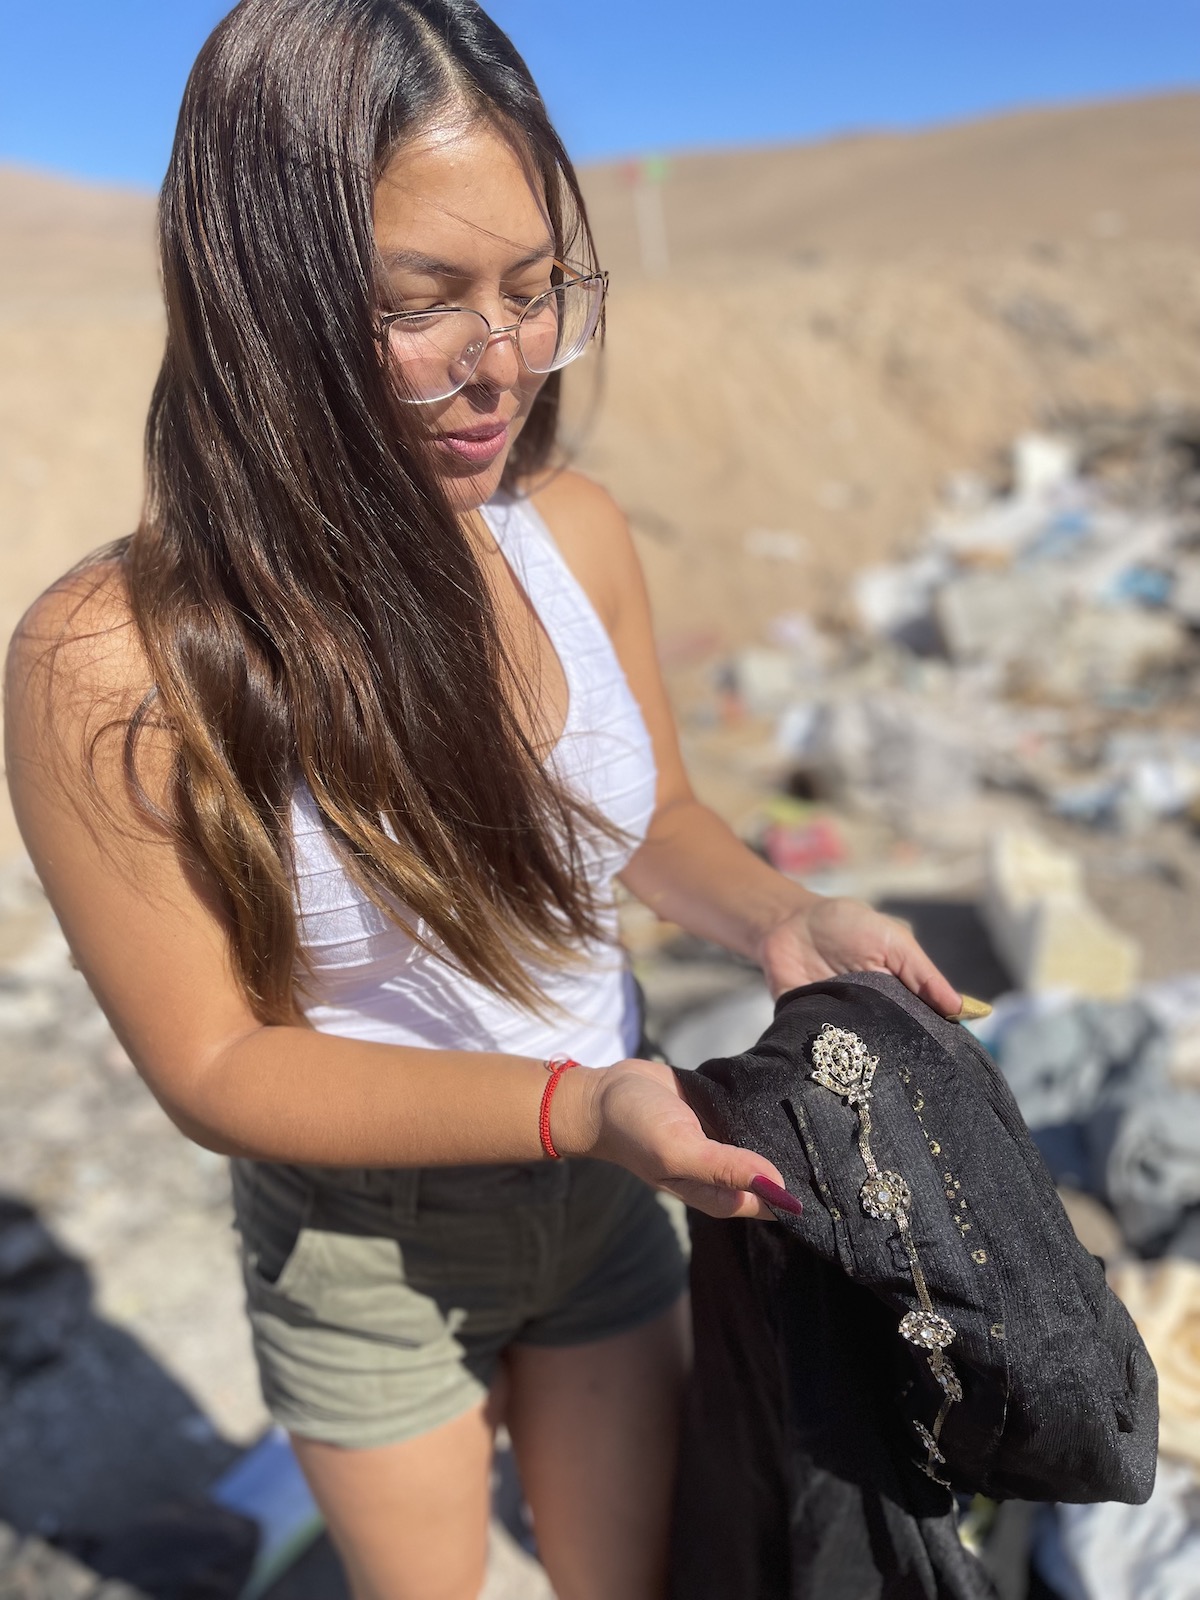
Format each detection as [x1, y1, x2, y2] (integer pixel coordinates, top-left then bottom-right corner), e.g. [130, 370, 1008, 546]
[622, 155, 671, 277]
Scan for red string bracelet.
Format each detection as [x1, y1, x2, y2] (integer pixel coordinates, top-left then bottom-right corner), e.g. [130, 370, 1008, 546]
[539, 1055, 582, 1159]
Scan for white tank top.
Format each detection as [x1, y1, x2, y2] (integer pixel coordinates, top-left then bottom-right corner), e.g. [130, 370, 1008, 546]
[289, 492, 658, 1066]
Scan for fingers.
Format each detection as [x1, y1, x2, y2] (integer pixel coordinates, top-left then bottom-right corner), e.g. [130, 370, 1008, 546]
[885, 926, 961, 1018]
[662, 1142, 801, 1222]
[665, 1180, 775, 1220]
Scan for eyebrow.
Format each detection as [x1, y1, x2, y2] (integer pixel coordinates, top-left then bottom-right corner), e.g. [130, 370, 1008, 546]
[381, 243, 557, 278]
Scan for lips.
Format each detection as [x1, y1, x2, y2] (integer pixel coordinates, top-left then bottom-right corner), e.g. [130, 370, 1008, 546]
[432, 421, 510, 466]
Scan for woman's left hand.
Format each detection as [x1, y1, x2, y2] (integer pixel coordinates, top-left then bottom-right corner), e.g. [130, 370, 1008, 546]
[756, 895, 962, 1017]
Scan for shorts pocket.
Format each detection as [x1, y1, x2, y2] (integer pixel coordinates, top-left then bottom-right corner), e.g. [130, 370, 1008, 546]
[237, 1165, 319, 1296]
[259, 1222, 323, 1299]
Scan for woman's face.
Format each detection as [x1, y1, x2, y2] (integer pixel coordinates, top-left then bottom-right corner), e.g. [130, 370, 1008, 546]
[374, 119, 557, 514]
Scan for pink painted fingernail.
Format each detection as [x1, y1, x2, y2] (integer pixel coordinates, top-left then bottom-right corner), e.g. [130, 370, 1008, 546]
[749, 1175, 804, 1217]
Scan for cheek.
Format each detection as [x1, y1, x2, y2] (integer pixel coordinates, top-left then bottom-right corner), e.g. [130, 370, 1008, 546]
[514, 366, 549, 421]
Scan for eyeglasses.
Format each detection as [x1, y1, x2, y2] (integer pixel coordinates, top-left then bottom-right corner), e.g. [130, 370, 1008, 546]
[376, 262, 607, 405]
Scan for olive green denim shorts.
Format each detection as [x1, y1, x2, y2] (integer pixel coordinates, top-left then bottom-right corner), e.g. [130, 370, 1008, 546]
[231, 1155, 688, 1450]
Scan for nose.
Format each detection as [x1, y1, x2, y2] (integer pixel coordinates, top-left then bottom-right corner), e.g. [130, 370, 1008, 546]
[469, 325, 522, 392]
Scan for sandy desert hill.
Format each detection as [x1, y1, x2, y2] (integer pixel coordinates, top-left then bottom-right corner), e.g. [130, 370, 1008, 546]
[584, 92, 1200, 269]
[1, 91, 1198, 854]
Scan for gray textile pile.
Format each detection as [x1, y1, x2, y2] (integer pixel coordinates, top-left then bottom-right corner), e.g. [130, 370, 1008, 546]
[982, 991, 1200, 1256]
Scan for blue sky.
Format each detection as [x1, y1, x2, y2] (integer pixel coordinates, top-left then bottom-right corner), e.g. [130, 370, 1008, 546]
[1, 1, 1196, 190]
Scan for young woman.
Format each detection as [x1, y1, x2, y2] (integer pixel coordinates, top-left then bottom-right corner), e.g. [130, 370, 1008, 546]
[5, 3, 961, 1597]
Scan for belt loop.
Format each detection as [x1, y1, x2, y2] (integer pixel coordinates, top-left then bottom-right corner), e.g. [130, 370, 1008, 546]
[390, 1166, 421, 1225]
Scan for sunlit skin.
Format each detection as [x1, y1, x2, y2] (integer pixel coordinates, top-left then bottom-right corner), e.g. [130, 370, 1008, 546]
[5, 114, 962, 1600]
[373, 120, 556, 513]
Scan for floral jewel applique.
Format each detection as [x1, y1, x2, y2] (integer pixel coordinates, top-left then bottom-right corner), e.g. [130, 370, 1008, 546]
[810, 1021, 964, 1486]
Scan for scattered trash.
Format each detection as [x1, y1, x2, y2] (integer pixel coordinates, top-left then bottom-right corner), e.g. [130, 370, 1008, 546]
[724, 414, 1200, 873]
[983, 828, 1140, 998]
[936, 569, 1061, 667]
[728, 633, 830, 715]
[792, 692, 980, 832]
[210, 1428, 323, 1600]
[761, 816, 846, 876]
[757, 799, 847, 876]
[662, 986, 775, 1073]
[1035, 1457, 1200, 1600]
[1103, 1093, 1200, 1252]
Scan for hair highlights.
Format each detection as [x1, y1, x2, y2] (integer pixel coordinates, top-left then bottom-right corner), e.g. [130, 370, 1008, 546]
[124, 0, 612, 1021]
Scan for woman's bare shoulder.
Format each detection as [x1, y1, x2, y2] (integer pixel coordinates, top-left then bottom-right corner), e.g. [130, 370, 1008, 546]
[8, 557, 149, 708]
[527, 470, 640, 631]
[5, 555, 153, 777]
[529, 468, 627, 539]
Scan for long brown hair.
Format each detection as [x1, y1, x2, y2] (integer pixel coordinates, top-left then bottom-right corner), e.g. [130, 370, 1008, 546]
[126, 0, 614, 1022]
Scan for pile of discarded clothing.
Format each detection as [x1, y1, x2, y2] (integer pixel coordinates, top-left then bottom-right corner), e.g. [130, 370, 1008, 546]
[969, 984, 1200, 1598]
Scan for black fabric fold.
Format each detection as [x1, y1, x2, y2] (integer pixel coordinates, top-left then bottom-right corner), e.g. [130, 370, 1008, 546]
[670, 971, 1157, 1600]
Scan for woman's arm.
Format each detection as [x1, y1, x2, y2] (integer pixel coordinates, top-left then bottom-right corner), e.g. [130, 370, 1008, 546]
[3, 568, 786, 1218]
[533, 474, 961, 1015]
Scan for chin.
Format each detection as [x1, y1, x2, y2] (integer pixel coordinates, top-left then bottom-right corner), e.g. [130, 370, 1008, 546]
[437, 451, 512, 514]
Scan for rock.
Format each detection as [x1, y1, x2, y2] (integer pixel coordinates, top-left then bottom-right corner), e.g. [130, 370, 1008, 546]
[983, 829, 1140, 998]
[0, 1535, 97, 1600]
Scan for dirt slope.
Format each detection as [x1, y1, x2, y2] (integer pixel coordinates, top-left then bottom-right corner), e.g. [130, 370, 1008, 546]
[1, 94, 1199, 853]
[583, 92, 1200, 272]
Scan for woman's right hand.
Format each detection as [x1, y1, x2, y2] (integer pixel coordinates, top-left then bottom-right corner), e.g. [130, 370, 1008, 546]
[556, 1056, 794, 1220]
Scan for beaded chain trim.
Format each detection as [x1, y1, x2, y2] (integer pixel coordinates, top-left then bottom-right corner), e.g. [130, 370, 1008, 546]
[810, 1023, 960, 1486]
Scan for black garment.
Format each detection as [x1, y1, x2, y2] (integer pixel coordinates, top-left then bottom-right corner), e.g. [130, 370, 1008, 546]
[670, 972, 1157, 1600]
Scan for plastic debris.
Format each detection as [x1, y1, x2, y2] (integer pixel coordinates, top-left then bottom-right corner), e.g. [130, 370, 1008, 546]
[761, 814, 846, 876]
[210, 1428, 323, 1600]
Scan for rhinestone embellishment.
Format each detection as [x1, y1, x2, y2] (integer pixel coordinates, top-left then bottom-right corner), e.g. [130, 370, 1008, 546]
[811, 1024, 878, 1103]
[935, 1363, 964, 1402]
[860, 1171, 911, 1220]
[913, 1421, 945, 1464]
[900, 1310, 956, 1350]
[809, 1021, 967, 1488]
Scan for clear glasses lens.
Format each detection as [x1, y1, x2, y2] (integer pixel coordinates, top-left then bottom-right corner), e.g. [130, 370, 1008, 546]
[386, 277, 604, 403]
[386, 310, 492, 405]
[517, 279, 604, 374]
